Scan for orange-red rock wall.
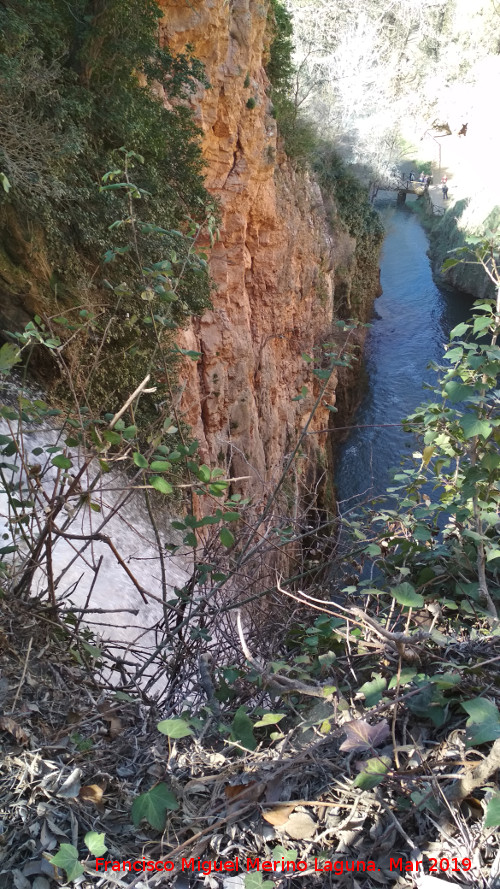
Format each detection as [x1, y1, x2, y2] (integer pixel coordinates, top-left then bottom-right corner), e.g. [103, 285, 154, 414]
[158, 0, 362, 497]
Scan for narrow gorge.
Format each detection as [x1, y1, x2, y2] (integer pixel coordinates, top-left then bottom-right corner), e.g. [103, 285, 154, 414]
[1, 2, 499, 886]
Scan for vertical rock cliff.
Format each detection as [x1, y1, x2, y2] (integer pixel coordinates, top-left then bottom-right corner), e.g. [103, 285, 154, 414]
[159, 0, 376, 500]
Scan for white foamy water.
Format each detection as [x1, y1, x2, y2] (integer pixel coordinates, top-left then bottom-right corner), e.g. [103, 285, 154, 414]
[0, 404, 191, 687]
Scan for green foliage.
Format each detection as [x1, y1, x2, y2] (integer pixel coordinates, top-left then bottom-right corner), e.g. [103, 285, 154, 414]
[266, 0, 295, 93]
[131, 783, 179, 830]
[0, 0, 212, 331]
[313, 144, 384, 246]
[84, 831, 107, 857]
[264, 0, 317, 164]
[246, 97, 257, 110]
[485, 796, 500, 828]
[50, 844, 84, 882]
[463, 698, 500, 747]
[157, 718, 193, 739]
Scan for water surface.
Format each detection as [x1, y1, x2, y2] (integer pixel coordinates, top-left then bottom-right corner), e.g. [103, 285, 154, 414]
[336, 195, 472, 505]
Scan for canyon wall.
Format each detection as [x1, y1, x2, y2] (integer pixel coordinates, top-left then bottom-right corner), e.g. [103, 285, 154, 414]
[159, 0, 376, 500]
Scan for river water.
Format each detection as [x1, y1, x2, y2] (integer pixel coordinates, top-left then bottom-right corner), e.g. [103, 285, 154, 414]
[335, 194, 473, 506]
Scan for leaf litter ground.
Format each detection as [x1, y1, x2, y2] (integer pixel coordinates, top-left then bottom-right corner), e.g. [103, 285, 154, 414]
[1, 591, 499, 889]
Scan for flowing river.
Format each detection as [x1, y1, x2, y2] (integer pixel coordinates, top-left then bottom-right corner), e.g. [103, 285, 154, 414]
[335, 194, 473, 506]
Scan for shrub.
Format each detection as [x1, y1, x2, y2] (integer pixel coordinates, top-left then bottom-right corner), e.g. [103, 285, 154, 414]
[0, 0, 211, 317]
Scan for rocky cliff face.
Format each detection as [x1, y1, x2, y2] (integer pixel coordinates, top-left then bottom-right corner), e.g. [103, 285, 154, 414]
[159, 0, 374, 500]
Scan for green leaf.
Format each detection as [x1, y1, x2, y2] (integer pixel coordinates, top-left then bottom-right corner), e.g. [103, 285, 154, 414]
[0, 172, 11, 193]
[84, 831, 107, 856]
[157, 718, 193, 739]
[149, 476, 173, 495]
[82, 642, 102, 659]
[353, 755, 391, 790]
[484, 796, 500, 828]
[219, 526, 235, 548]
[103, 429, 121, 445]
[462, 698, 500, 746]
[391, 582, 424, 608]
[253, 712, 285, 728]
[197, 464, 211, 482]
[444, 381, 474, 403]
[460, 415, 492, 440]
[122, 424, 137, 440]
[388, 668, 417, 689]
[51, 455, 73, 470]
[0, 343, 21, 374]
[364, 543, 381, 556]
[133, 452, 148, 469]
[272, 845, 297, 862]
[359, 673, 387, 707]
[50, 844, 84, 882]
[231, 706, 256, 750]
[131, 783, 179, 830]
[149, 460, 172, 472]
[473, 315, 492, 334]
[450, 321, 470, 338]
[245, 874, 274, 889]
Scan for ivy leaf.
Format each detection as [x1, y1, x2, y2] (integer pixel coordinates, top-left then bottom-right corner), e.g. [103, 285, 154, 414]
[462, 698, 500, 746]
[391, 582, 424, 608]
[231, 706, 256, 750]
[131, 783, 179, 830]
[157, 718, 193, 739]
[149, 476, 173, 495]
[359, 674, 387, 707]
[50, 844, 84, 882]
[484, 796, 500, 828]
[272, 845, 297, 862]
[245, 874, 274, 889]
[353, 755, 391, 790]
[340, 719, 390, 752]
[84, 831, 107, 856]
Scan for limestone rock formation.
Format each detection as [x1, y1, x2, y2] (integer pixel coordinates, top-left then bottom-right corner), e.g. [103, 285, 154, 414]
[159, 0, 372, 498]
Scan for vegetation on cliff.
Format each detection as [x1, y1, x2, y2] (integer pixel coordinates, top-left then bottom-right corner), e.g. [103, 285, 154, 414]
[0, 0, 213, 405]
[0, 2, 499, 885]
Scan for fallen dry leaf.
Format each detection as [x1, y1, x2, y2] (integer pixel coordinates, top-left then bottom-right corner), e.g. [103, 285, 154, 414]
[225, 782, 264, 805]
[57, 767, 81, 799]
[262, 804, 295, 827]
[108, 716, 122, 738]
[0, 715, 29, 745]
[281, 811, 316, 840]
[79, 784, 104, 805]
[340, 719, 390, 753]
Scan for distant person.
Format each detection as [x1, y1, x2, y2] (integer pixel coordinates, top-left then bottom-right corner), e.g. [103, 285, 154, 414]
[426, 175, 432, 186]
[458, 122, 468, 137]
[442, 183, 448, 199]
[419, 172, 425, 182]
[441, 175, 448, 185]
[409, 171, 415, 181]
